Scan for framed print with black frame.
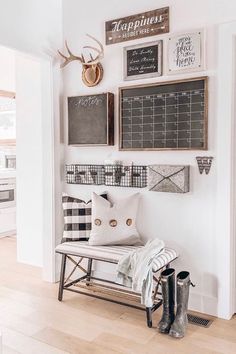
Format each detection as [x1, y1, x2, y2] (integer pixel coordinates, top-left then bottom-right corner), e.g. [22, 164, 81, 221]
[119, 77, 208, 151]
[123, 40, 163, 81]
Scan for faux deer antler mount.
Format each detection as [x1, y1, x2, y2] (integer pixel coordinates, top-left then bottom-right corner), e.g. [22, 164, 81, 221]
[58, 34, 104, 87]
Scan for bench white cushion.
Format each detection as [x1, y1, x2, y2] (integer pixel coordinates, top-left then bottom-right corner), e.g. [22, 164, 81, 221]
[55, 241, 178, 273]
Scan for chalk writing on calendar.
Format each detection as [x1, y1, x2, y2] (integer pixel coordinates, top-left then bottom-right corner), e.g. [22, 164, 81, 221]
[119, 78, 207, 151]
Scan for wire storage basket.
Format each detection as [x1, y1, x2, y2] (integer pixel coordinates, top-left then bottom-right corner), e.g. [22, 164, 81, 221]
[66, 164, 105, 185]
[104, 165, 132, 187]
[104, 165, 147, 188]
[132, 165, 147, 188]
[66, 164, 147, 188]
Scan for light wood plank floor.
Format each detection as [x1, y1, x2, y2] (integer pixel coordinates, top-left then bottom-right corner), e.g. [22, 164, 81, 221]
[0, 237, 236, 354]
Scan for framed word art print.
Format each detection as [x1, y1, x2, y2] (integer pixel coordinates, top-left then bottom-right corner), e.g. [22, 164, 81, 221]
[124, 40, 163, 80]
[167, 30, 205, 74]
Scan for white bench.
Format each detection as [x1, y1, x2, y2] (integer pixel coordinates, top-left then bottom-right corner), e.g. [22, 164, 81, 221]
[56, 241, 178, 327]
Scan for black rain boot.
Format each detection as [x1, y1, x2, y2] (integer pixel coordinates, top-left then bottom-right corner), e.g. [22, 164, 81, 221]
[157, 268, 175, 333]
[169, 271, 190, 338]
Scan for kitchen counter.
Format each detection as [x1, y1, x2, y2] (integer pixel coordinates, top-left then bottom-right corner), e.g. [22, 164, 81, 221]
[0, 168, 16, 179]
[0, 169, 16, 236]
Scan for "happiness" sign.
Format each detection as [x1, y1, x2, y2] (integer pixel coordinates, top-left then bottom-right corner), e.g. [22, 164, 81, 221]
[105, 7, 169, 45]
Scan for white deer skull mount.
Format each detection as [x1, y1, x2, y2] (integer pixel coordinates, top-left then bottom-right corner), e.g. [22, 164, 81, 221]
[58, 34, 104, 87]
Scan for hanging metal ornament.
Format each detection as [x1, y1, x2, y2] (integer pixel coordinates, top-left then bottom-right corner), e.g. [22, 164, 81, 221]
[196, 156, 214, 175]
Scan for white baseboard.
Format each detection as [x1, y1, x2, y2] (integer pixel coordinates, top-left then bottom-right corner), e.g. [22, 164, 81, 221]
[189, 292, 218, 317]
[92, 270, 220, 317]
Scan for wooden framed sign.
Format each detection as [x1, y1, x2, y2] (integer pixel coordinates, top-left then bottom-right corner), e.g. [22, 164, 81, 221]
[119, 77, 208, 151]
[124, 40, 163, 80]
[105, 7, 169, 45]
[168, 31, 204, 74]
[68, 93, 114, 146]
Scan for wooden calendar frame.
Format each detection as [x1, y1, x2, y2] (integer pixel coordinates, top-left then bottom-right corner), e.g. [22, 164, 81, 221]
[119, 77, 208, 151]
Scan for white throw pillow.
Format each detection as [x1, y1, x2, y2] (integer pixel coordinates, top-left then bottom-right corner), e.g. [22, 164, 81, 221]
[89, 192, 142, 246]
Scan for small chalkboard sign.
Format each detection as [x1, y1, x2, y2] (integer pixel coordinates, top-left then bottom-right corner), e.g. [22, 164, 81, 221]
[68, 93, 114, 146]
[124, 41, 162, 80]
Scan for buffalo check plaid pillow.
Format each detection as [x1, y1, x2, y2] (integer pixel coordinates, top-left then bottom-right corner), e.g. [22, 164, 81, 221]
[62, 193, 107, 242]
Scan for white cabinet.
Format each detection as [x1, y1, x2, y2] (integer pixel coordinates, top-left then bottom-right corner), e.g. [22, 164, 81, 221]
[0, 206, 16, 237]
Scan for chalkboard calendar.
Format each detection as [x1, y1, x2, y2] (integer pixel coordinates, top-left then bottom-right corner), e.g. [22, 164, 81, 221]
[119, 77, 208, 150]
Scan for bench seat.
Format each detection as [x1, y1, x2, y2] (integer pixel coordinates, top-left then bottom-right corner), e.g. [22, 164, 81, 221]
[55, 241, 178, 273]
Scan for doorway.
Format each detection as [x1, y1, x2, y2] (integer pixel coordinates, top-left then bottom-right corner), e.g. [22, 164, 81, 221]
[0, 45, 56, 282]
[0, 91, 16, 245]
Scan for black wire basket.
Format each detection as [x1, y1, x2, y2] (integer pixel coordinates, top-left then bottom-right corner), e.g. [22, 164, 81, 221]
[66, 164, 105, 185]
[65, 164, 147, 188]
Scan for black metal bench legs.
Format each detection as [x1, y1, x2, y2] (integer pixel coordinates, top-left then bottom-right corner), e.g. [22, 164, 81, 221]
[146, 307, 153, 327]
[57, 253, 164, 328]
[58, 255, 93, 301]
[86, 258, 93, 284]
[145, 300, 163, 328]
[58, 254, 66, 301]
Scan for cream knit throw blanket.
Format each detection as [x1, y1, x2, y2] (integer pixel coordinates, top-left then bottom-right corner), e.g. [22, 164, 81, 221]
[116, 238, 165, 307]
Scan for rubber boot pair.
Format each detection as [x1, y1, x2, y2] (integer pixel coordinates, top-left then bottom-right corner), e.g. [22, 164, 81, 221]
[157, 268, 191, 338]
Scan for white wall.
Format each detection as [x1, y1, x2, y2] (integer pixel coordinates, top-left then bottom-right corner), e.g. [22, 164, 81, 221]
[0, 46, 15, 92]
[0, 0, 61, 58]
[15, 54, 44, 266]
[62, 0, 236, 318]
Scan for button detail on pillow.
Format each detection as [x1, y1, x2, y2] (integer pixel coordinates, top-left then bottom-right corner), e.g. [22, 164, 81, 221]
[94, 219, 101, 226]
[89, 192, 143, 246]
[126, 218, 132, 226]
[109, 219, 117, 227]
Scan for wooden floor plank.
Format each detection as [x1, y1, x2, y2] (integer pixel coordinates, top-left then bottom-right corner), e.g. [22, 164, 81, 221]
[33, 327, 122, 354]
[0, 236, 236, 354]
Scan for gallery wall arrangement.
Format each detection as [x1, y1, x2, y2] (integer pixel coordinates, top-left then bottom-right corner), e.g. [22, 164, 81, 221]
[58, 5, 211, 193]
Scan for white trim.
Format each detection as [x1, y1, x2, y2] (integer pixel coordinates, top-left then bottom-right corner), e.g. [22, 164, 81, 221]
[41, 59, 62, 282]
[216, 21, 236, 319]
[40, 58, 56, 282]
[231, 35, 236, 315]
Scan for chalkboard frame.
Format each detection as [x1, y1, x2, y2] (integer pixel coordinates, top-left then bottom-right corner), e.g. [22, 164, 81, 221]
[119, 77, 208, 151]
[67, 92, 114, 146]
[123, 40, 163, 81]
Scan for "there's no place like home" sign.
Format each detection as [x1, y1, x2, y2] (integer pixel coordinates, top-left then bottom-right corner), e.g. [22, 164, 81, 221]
[105, 7, 169, 45]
